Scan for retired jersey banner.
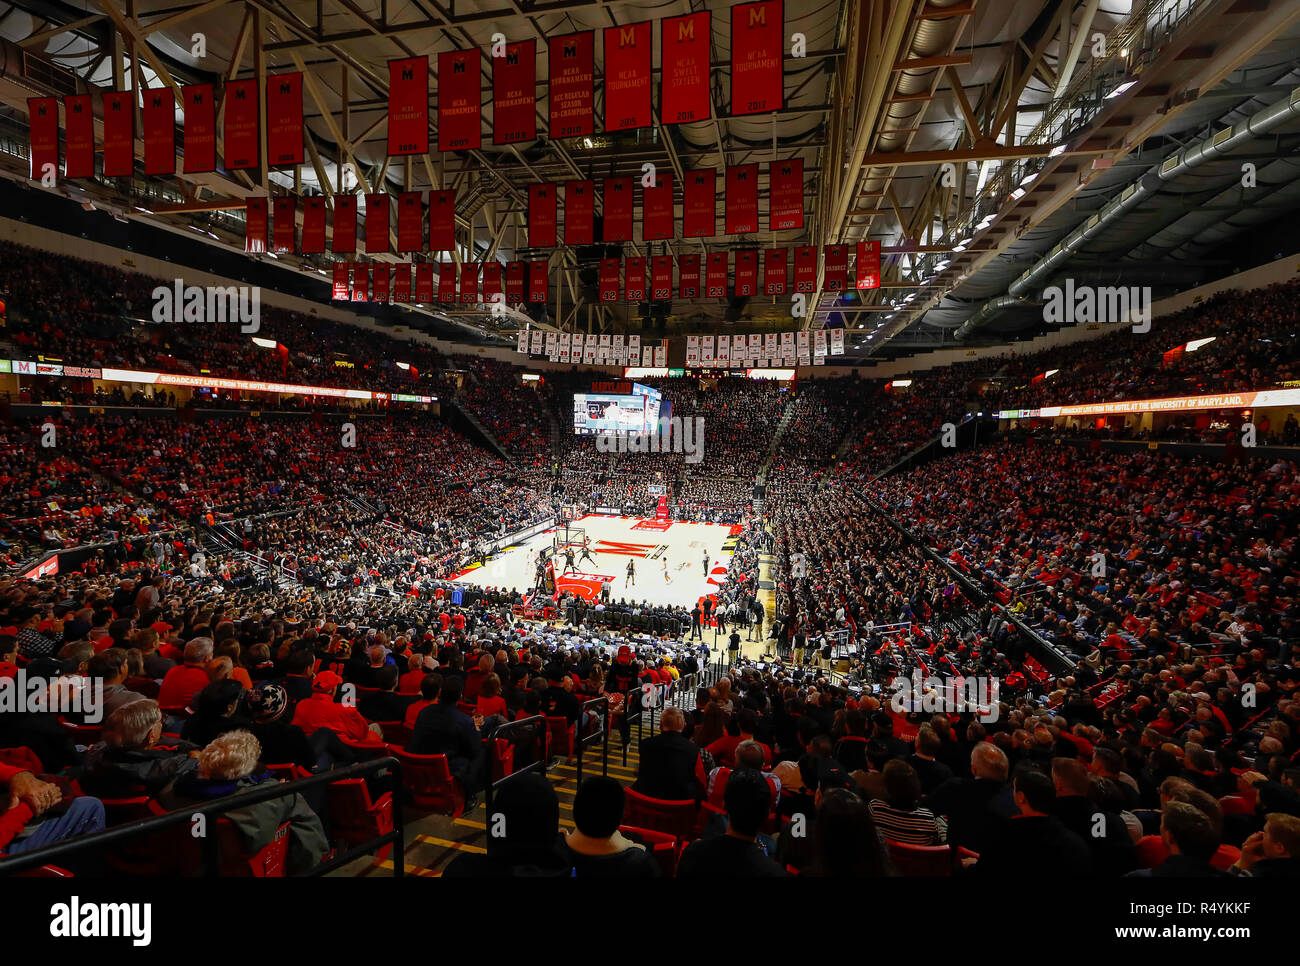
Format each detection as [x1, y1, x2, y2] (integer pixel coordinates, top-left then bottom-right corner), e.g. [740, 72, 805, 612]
[388, 57, 429, 156]
[764, 248, 787, 295]
[352, 263, 369, 302]
[683, 169, 716, 238]
[599, 257, 621, 302]
[603, 21, 652, 131]
[642, 173, 674, 241]
[856, 240, 881, 289]
[333, 195, 357, 253]
[416, 263, 435, 302]
[769, 158, 803, 230]
[823, 244, 848, 291]
[372, 264, 390, 302]
[661, 12, 711, 124]
[428, 189, 456, 251]
[438, 262, 456, 302]
[266, 73, 304, 166]
[273, 196, 296, 253]
[678, 254, 701, 298]
[223, 79, 259, 170]
[27, 98, 58, 181]
[397, 192, 424, 252]
[735, 249, 759, 296]
[529, 183, 558, 248]
[438, 49, 482, 151]
[244, 196, 268, 253]
[493, 40, 536, 144]
[506, 261, 526, 302]
[365, 194, 390, 254]
[706, 251, 728, 297]
[528, 259, 549, 302]
[393, 263, 412, 302]
[624, 257, 646, 301]
[181, 85, 216, 174]
[794, 246, 817, 292]
[102, 90, 135, 177]
[602, 178, 634, 242]
[141, 88, 175, 176]
[64, 95, 95, 178]
[301, 197, 326, 253]
[332, 262, 350, 300]
[726, 164, 759, 235]
[460, 263, 479, 303]
[548, 31, 594, 138]
[482, 261, 503, 302]
[564, 180, 595, 245]
[651, 256, 673, 301]
[731, 0, 783, 116]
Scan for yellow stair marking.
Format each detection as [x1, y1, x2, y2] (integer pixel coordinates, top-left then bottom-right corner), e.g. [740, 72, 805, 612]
[415, 834, 487, 854]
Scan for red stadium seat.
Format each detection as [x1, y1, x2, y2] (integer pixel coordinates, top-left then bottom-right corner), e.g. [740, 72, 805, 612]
[618, 824, 679, 875]
[389, 747, 465, 816]
[887, 841, 952, 877]
[622, 788, 699, 843]
[327, 778, 395, 861]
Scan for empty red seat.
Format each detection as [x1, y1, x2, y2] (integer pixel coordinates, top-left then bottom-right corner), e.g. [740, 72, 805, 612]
[327, 778, 395, 861]
[618, 824, 678, 875]
[389, 746, 465, 816]
[623, 788, 699, 843]
[887, 840, 952, 877]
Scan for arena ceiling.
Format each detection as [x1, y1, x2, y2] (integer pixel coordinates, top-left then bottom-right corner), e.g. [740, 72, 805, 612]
[1, 0, 1299, 358]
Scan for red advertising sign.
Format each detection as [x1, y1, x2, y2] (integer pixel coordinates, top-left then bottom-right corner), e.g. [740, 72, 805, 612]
[273, 195, 296, 253]
[661, 12, 711, 125]
[677, 254, 701, 298]
[493, 40, 536, 144]
[141, 88, 175, 176]
[365, 193, 390, 254]
[651, 256, 673, 301]
[564, 180, 594, 245]
[266, 72, 304, 166]
[624, 257, 646, 301]
[529, 182, 557, 248]
[438, 49, 482, 151]
[102, 90, 135, 177]
[388, 57, 429, 156]
[856, 240, 881, 290]
[731, 0, 784, 116]
[823, 244, 848, 292]
[725, 164, 759, 235]
[769, 158, 803, 230]
[602, 177, 634, 243]
[642, 173, 674, 241]
[705, 251, 728, 297]
[428, 189, 456, 251]
[603, 21, 652, 131]
[793, 245, 817, 292]
[181, 84, 216, 174]
[599, 257, 621, 302]
[223, 79, 259, 170]
[763, 248, 787, 295]
[397, 192, 424, 252]
[27, 97, 58, 181]
[64, 95, 94, 178]
[528, 258, 549, 302]
[244, 196, 268, 253]
[683, 169, 716, 238]
[332, 194, 357, 253]
[548, 31, 594, 139]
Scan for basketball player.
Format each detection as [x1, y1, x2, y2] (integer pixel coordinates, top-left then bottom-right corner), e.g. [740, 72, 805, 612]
[625, 559, 636, 586]
[661, 557, 672, 584]
[578, 539, 596, 568]
[701, 552, 710, 575]
[563, 547, 576, 573]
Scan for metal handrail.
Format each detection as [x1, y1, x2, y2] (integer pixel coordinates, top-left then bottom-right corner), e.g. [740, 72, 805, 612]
[573, 696, 611, 787]
[484, 714, 549, 812]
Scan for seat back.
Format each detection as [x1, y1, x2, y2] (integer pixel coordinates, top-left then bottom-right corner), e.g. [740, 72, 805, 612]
[327, 778, 394, 860]
[215, 818, 291, 877]
[623, 788, 699, 842]
[389, 746, 464, 815]
[375, 720, 411, 747]
[887, 840, 952, 877]
[618, 824, 678, 876]
[101, 796, 159, 827]
[546, 716, 576, 757]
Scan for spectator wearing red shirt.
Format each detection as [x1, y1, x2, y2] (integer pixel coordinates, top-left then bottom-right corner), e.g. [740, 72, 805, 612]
[291, 670, 382, 744]
[157, 637, 215, 711]
[707, 709, 773, 768]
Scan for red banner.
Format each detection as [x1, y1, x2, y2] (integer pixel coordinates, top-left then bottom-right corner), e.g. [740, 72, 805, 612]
[273, 196, 296, 253]
[528, 259, 549, 302]
[365, 193, 390, 254]
[731, 0, 784, 116]
[684, 169, 716, 238]
[352, 264, 369, 302]
[564, 180, 594, 245]
[301, 197, 326, 253]
[438, 49, 481, 151]
[372, 264, 390, 302]
[823, 244, 848, 291]
[794, 245, 817, 292]
[642, 173, 674, 241]
[332, 262, 350, 300]
[141, 88, 175, 176]
[624, 257, 646, 301]
[769, 158, 803, 230]
[223, 79, 259, 170]
[397, 192, 424, 252]
[428, 189, 455, 251]
[661, 12, 711, 125]
[460, 263, 479, 303]
[416, 263, 435, 302]
[64, 95, 94, 178]
[102, 90, 134, 177]
[678, 254, 701, 298]
[388, 57, 429, 156]
[266, 73, 304, 166]
[245, 197, 268, 253]
[763, 248, 787, 295]
[493, 40, 536, 144]
[393, 263, 412, 302]
[706, 252, 728, 297]
[725, 164, 759, 235]
[602, 178, 633, 243]
[856, 240, 881, 290]
[651, 256, 673, 301]
[482, 262, 503, 302]
[332, 195, 357, 253]
[438, 262, 456, 302]
[549, 31, 594, 139]
[181, 85, 215, 174]
[529, 183, 557, 248]
[599, 257, 621, 302]
[506, 261, 526, 302]
[735, 250, 759, 296]
[27, 97, 58, 181]
[603, 21, 652, 131]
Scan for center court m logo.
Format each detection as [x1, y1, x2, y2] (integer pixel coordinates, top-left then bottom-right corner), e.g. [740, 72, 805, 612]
[591, 540, 662, 558]
[1042, 279, 1150, 333]
[151, 279, 261, 333]
[50, 897, 152, 946]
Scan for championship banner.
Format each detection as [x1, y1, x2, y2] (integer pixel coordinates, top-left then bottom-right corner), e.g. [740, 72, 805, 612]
[686, 335, 700, 368]
[388, 57, 429, 156]
[725, 164, 759, 235]
[528, 258, 549, 302]
[769, 158, 803, 230]
[603, 21, 652, 131]
[181, 85, 216, 174]
[244, 196, 268, 253]
[352, 263, 369, 302]
[684, 169, 716, 238]
[564, 180, 595, 245]
[393, 263, 412, 302]
[493, 40, 536, 144]
[559, 332, 572, 363]
[438, 49, 482, 151]
[482, 261, 503, 302]
[529, 183, 558, 248]
[372, 264, 390, 302]
[654, 343, 667, 367]
[602, 178, 634, 243]
[764, 248, 787, 295]
[611, 333, 624, 364]
[548, 331, 560, 360]
[64, 95, 95, 178]
[222, 79, 259, 170]
[599, 257, 621, 302]
[735, 249, 758, 296]
[813, 329, 827, 358]
[748, 333, 762, 362]
[427, 189, 456, 252]
[797, 330, 810, 356]
[716, 335, 730, 365]
[27, 98, 58, 181]
[765, 332, 779, 357]
[677, 254, 701, 298]
[438, 261, 456, 302]
[823, 244, 848, 291]
[661, 12, 711, 124]
[628, 334, 641, 363]
[332, 262, 350, 300]
[267, 73, 304, 166]
[830, 328, 845, 355]
[706, 252, 728, 297]
[548, 31, 594, 139]
[141, 88, 175, 176]
[855, 240, 881, 290]
[363, 194, 390, 254]
[794, 246, 817, 292]
[517, 330, 529, 354]
[459, 263, 479, 303]
[302, 197, 327, 253]
[273, 195, 296, 253]
[506, 261, 526, 302]
[731, 0, 784, 116]
[415, 263, 435, 302]
[397, 192, 424, 252]
[102, 90, 135, 177]
[642, 173, 674, 241]
[651, 256, 673, 301]
[624, 257, 646, 301]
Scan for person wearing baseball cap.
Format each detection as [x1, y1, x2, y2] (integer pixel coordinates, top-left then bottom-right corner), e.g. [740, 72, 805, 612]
[290, 670, 383, 745]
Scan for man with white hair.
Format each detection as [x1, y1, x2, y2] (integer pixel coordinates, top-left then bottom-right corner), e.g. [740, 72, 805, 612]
[922, 741, 1014, 854]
